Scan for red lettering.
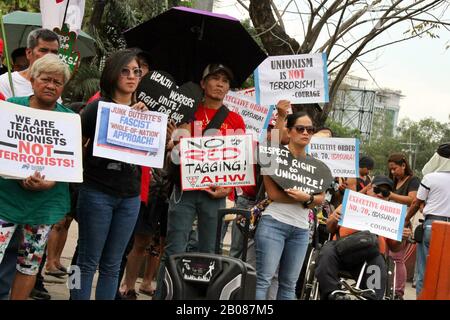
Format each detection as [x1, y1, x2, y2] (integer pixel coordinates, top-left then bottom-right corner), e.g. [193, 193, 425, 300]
[229, 174, 245, 182]
[184, 150, 205, 161]
[201, 176, 213, 184]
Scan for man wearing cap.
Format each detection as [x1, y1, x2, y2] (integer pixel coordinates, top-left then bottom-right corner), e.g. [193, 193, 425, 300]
[155, 63, 246, 299]
[315, 175, 410, 300]
[404, 142, 450, 296]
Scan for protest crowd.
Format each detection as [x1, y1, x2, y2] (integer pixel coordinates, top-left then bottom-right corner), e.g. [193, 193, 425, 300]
[0, 4, 449, 302]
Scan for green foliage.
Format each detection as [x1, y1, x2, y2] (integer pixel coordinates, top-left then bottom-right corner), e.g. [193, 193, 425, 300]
[362, 117, 450, 178]
[325, 119, 362, 139]
[0, 0, 39, 14]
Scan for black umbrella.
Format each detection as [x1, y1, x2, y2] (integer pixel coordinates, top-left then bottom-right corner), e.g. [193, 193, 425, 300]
[123, 6, 267, 88]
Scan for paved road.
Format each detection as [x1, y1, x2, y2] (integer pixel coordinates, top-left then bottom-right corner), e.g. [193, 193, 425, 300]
[44, 222, 416, 300]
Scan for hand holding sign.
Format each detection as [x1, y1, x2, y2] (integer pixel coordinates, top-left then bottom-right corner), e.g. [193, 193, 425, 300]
[136, 71, 202, 125]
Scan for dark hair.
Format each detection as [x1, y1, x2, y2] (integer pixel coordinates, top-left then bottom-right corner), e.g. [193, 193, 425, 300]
[136, 50, 153, 70]
[100, 49, 140, 100]
[388, 153, 413, 180]
[315, 126, 334, 137]
[286, 112, 313, 128]
[359, 155, 374, 170]
[27, 28, 60, 49]
[11, 47, 26, 63]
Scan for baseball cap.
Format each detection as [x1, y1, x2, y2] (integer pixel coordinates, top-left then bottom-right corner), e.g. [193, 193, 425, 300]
[437, 142, 450, 159]
[371, 176, 394, 191]
[202, 63, 234, 82]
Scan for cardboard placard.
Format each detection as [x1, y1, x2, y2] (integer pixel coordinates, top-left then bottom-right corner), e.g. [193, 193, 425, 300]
[136, 71, 202, 125]
[307, 137, 360, 178]
[340, 189, 407, 241]
[258, 143, 333, 194]
[255, 53, 329, 106]
[0, 100, 83, 182]
[93, 101, 167, 168]
[180, 134, 255, 190]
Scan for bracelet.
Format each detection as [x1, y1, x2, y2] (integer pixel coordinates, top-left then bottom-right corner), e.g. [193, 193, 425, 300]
[303, 194, 314, 207]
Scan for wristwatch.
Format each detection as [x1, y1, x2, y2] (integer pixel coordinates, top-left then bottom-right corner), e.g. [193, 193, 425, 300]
[303, 194, 314, 207]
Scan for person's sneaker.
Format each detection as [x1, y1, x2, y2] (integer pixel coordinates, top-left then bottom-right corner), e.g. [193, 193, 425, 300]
[328, 291, 352, 300]
[30, 287, 51, 300]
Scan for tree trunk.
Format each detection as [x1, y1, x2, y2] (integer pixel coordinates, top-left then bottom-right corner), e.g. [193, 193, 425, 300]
[249, 0, 300, 55]
[89, 0, 108, 34]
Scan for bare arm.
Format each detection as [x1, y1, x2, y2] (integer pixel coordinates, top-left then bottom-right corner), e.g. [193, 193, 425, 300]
[404, 197, 424, 227]
[389, 190, 417, 206]
[326, 204, 342, 234]
[263, 175, 297, 204]
[345, 177, 357, 191]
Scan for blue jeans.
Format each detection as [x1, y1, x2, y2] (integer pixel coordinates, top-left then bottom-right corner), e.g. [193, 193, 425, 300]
[255, 215, 309, 300]
[155, 187, 225, 299]
[70, 185, 140, 300]
[416, 219, 433, 296]
[0, 227, 21, 300]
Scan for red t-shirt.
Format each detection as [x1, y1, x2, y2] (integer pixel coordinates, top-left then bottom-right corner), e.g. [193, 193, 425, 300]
[86, 91, 101, 105]
[191, 103, 246, 136]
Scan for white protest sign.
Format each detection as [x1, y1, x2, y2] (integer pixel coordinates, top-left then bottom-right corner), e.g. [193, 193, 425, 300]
[254, 53, 329, 106]
[106, 104, 162, 152]
[93, 102, 167, 168]
[307, 137, 359, 178]
[180, 134, 255, 190]
[223, 91, 274, 142]
[340, 189, 407, 241]
[0, 100, 83, 182]
[40, 0, 86, 35]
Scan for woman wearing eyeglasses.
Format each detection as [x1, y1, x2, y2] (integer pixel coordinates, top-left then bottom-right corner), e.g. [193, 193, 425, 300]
[386, 153, 420, 300]
[255, 112, 325, 300]
[70, 49, 148, 300]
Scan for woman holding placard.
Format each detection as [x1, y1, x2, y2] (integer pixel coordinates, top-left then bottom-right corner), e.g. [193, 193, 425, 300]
[70, 49, 148, 300]
[386, 153, 420, 300]
[0, 54, 72, 299]
[255, 111, 325, 300]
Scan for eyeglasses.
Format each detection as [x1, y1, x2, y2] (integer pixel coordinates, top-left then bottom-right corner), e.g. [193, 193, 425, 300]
[120, 68, 143, 78]
[292, 125, 315, 135]
[37, 76, 64, 88]
[373, 186, 391, 197]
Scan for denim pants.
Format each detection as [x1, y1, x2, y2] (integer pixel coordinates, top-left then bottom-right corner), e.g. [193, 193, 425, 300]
[70, 185, 140, 300]
[155, 187, 225, 299]
[255, 215, 309, 300]
[416, 219, 433, 296]
[0, 227, 21, 300]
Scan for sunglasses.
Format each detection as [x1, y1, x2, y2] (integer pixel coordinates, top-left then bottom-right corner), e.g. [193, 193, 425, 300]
[373, 186, 391, 197]
[292, 125, 315, 135]
[120, 67, 143, 78]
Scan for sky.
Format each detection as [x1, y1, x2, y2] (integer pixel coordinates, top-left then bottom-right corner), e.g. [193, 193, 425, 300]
[213, 0, 450, 123]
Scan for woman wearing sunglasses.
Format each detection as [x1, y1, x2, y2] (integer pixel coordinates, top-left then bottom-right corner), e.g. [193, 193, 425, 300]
[255, 111, 325, 300]
[386, 153, 420, 300]
[70, 49, 148, 300]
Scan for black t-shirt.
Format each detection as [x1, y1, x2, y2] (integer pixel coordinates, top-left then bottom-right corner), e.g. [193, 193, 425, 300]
[81, 98, 141, 197]
[356, 176, 371, 192]
[393, 175, 420, 196]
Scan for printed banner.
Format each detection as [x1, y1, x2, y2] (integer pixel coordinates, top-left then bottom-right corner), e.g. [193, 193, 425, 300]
[180, 135, 255, 190]
[0, 100, 83, 182]
[307, 137, 359, 178]
[137, 71, 202, 125]
[223, 91, 274, 142]
[340, 189, 407, 241]
[258, 144, 333, 194]
[40, 0, 86, 35]
[93, 102, 167, 168]
[254, 53, 329, 106]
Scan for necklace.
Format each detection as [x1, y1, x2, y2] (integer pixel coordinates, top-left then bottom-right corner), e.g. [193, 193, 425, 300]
[203, 107, 210, 124]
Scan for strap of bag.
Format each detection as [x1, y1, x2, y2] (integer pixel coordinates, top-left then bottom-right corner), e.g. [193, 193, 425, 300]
[203, 105, 230, 134]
